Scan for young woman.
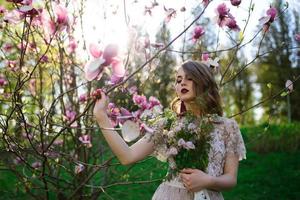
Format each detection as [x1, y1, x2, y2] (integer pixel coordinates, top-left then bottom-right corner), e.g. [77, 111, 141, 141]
[93, 60, 246, 200]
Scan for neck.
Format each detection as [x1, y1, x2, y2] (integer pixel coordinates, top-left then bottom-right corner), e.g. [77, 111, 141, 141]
[184, 101, 202, 117]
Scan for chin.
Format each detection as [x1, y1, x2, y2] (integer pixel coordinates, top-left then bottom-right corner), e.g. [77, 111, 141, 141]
[180, 96, 195, 103]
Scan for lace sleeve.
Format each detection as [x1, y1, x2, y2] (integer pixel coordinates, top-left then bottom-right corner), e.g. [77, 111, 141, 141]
[146, 117, 169, 162]
[224, 118, 246, 161]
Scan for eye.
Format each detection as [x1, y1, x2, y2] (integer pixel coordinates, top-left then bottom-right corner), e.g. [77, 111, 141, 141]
[186, 76, 193, 81]
[176, 79, 182, 84]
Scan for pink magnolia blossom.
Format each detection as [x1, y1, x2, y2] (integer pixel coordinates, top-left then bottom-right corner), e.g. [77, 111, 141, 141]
[230, 0, 241, 6]
[226, 17, 240, 31]
[3, 43, 13, 53]
[128, 86, 138, 95]
[32, 161, 42, 169]
[107, 103, 121, 127]
[109, 74, 123, 85]
[259, 7, 277, 32]
[41, 4, 69, 36]
[13, 157, 22, 165]
[295, 33, 300, 42]
[133, 94, 148, 110]
[192, 26, 205, 41]
[22, 132, 33, 139]
[29, 42, 36, 49]
[111, 58, 125, 77]
[67, 38, 77, 53]
[29, 79, 36, 96]
[53, 139, 64, 146]
[65, 109, 76, 122]
[74, 163, 85, 174]
[84, 59, 105, 81]
[103, 44, 119, 66]
[89, 43, 102, 58]
[3, 10, 22, 24]
[45, 151, 60, 159]
[91, 88, 102, 100]
[216, 3, 229, 17]
[285, 80, 293, 93]
[79, 94, 88, 103]
[0, 76, 7, 87]
[266, 7, 277, 22]
[41, 55, 49, 63]
[215, 3, 232, 27]
[109, 106, 121, 118]
[120, 107, 132, 117]
[201, 52, 210, 61]
[85, 44, 123, 81]
[55, 4, 69, 26]
[117, 107, 133, 124]
[0, 6, 7, 14]
[79, 135, 92, 148]
[164, 6, 176, 23]
[151, 42, 164, 49]
[19, 5, 39, 17]
[149, 96, 161, 108]
[7, 60, 18, 72]
[143, 36, 151, 48]
[202, 0, 210, 6]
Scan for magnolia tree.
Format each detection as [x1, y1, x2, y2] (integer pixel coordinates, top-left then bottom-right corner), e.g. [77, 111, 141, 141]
[0, 0, 299, 199]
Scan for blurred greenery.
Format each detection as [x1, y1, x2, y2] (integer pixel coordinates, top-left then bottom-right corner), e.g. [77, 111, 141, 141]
[1, 123, 300, 199]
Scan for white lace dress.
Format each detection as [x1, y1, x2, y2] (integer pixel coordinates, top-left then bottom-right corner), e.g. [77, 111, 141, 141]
[150, 116, 246, 200]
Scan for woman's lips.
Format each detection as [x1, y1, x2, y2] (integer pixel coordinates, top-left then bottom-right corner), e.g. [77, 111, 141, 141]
[181, 88, 189, 94]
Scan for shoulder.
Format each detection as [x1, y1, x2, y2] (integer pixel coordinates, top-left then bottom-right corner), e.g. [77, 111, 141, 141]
[212, 116, 239, 128]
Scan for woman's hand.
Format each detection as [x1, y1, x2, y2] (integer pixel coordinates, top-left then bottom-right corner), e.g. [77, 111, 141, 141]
[93, 90, 109, 121]
[180, 168, 213, 192]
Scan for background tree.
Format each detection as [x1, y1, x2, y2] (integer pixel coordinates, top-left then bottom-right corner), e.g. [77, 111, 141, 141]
[256, 0, 300, 122]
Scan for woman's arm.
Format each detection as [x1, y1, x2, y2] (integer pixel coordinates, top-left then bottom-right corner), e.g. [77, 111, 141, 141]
[94, 91, 154, 165]
[180, 153, 239, 192]
[207, 153, 239, 191]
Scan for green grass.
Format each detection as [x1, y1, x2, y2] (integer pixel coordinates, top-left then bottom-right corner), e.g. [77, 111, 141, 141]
[1, 123, 300, 199]
[223, 151, 300, 200]
[2, 151, 298, 200]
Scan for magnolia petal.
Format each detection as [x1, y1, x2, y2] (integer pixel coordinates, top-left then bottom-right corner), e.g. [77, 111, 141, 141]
[89, 43, 102, 58]
[103, 44, 118, 66]
[285, 80, 293, 92]
[109, 74, 123, 85]
[19, 5, 33, 12]
[111, 59, 126, 77]
[121, 120, 140, 142]
[259, 15, 271, 25]
[84, 58, 105, 81]
[74, 163, 85, 174]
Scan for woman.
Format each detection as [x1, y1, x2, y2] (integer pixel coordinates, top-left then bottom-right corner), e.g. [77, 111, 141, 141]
[93, 60, 246, 200]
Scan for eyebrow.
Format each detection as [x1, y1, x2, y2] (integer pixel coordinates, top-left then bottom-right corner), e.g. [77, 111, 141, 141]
[176, 75, 183, 78]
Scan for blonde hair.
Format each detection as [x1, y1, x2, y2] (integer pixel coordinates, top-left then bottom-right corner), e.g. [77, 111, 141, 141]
[171, 60, 223, 116]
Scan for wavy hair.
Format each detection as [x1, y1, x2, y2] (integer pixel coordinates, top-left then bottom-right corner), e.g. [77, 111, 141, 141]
[171, 60, 223, 116]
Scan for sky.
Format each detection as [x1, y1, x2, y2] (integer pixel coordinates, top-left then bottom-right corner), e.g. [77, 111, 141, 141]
[74, 0, 299, 121]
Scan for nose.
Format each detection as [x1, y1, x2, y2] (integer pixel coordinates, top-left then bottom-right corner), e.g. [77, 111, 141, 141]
[181, 78, 187, 86]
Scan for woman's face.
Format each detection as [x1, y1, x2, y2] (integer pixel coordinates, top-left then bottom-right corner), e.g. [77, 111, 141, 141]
[175, 67, 196, 103]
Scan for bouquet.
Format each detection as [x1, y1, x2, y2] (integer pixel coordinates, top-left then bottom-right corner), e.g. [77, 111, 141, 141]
[148, 109, 216, 180]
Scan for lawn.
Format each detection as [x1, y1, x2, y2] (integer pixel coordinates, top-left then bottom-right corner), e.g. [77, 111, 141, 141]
[1, 122, 300, 199]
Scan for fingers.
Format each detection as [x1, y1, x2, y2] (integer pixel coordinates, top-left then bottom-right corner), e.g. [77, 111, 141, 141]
[180, 173, 190, 184]
[180, 168, 194, 174]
